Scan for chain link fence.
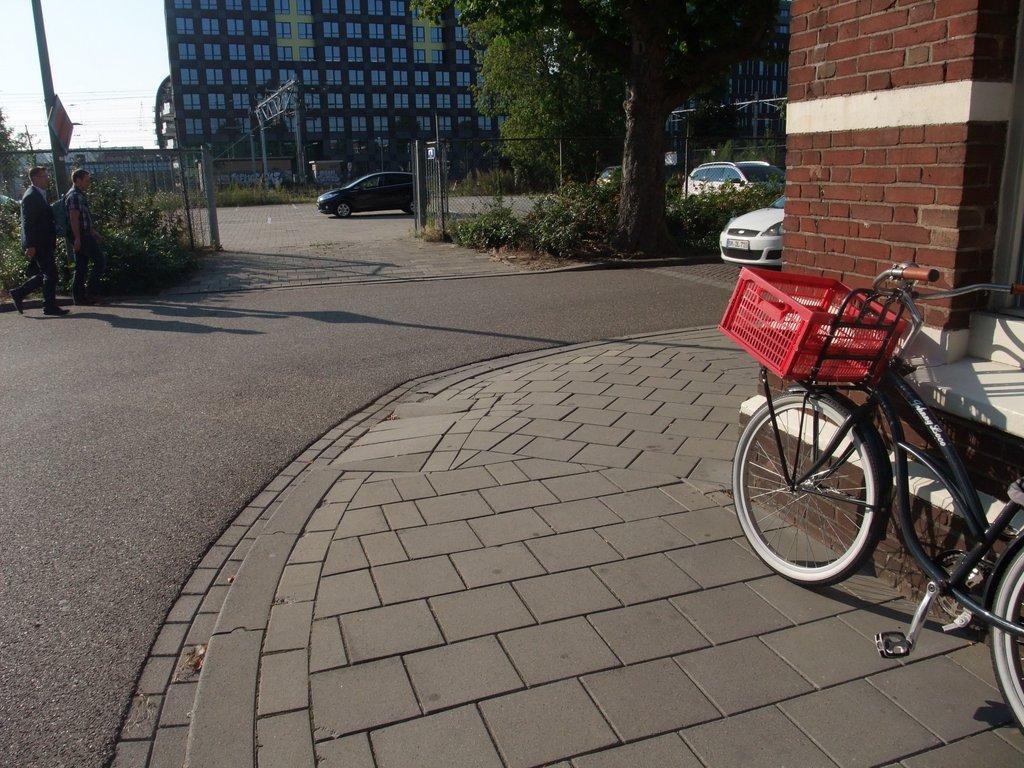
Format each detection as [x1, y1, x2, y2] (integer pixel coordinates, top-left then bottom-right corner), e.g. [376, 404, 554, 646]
[415, 134, 787, 238]
[0, 148, 212, 250]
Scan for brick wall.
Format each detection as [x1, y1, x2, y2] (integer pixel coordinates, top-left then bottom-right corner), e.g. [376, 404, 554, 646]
[788, 0, 1019, 102]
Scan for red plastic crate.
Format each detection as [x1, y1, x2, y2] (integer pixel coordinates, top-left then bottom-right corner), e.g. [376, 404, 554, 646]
[719, 268, 905, 384]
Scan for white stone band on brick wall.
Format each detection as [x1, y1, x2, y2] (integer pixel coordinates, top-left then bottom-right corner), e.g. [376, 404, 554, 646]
[787, 80, 1014, 134]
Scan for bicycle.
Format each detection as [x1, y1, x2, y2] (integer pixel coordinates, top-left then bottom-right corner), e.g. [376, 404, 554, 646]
[720, 262, 1024, 729]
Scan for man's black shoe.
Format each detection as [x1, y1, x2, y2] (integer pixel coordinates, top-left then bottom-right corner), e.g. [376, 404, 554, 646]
[9, 290, 24, 314]
[43, 306, 69, 316]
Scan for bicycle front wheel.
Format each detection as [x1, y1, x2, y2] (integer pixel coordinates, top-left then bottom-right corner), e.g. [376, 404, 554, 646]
[733, 391, 889, 586]
[991, 543, 1024, 732]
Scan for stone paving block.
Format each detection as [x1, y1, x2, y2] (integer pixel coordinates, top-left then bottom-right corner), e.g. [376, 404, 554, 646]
[567, 424, 632, 446]
[572, 735, 700, 768]
[333, 436, 442, 468]
[372, 706, 505, 768]
[565, 406, 622, 426]
[500, 616, 620, 685]
[571, 443, 642, 469]
[613, 412, 674, 433]
[119, 692, 161, 740]
[666, 538, 772, 588]
[256, 709, 315, 768]
[485, 461, 530, 485]
[322, 538, 369, 576]
[160, 681, 198, 727]
[311, 657, 420, 738]
[527, 530, 622, 572]
[334, 507, 388, 539]
[416, 491, 493, 524]
[380, 501, 425, 530]
[599, 467, 679, 492]
[340, 600, 444, 663]
[514, 568, 620, 623]
[664, 417, 726, 439]
[515, 458, 585, 480]
[600, 488, 687, 521]
[945, 643, 1000, 688]
[583, 657, 719, 740]
[663, 508, 743, 543]
[309, 617, 347, 673]
[520, 404, 575, 420]
[518, 437, 587, 462]
[392, 474, 437, 502]
[265, 601, 314, 653]
[421, 450, 459, 472]
[678, 637, 813, 715]
[689, 457, 733, 484]
[659, 482, 719, 511]
[148, 725, 189, 768]
[748, 576, 859, 624]
[588, 600, 707, 663]
[779, 679, 940, 767]
[427, 467, 499, 496]
[184, 613, 218, 649]
[314, 734, 375, 768]
[405, 636, 523, 712]
[349, 480, 401, 509]
[676, 436, 738, 460]
[519, 418, 579, 439]
[314, 570, 380, 618]
[671, 583, 791, 644]
[306, 503, 346, 533]
[451, 542, 546, 587]
[480, 679, 618, 768]
[137, 656, 175, 695]
[359, 530, 407, 565]
[762, 616, 898, 688]
[869, 656, 1010, 740]
[622, 430, 685, 454]
[110, 740, 148, 768]
[430, 583, 535, 641]
[398, 520, 482, 558]
[629, 451, 699, 478]
[541, 471, 623, 502]
[682, 705, 838, 768]
[469, 509, 552, 546]
[258, 649, 308, 715]
[901, 730, 1024, 768]
[290, 532, 333, 564]
[597, 518, 691, 557]
[373, 555, 465, 603]
[536, 498, 622, 533]
[593, 553, 699, 604]
[481, 480, 560, 512]
[167, 594, 203, 624]
[608, 397, 661, 415]
[151, 623, 188, 657]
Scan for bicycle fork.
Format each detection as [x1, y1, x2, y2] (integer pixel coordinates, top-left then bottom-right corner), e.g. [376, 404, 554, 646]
[875, 581, 938, 659]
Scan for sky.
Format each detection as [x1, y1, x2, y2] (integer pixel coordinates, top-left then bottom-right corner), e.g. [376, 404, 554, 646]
[0, 0, 171, 150]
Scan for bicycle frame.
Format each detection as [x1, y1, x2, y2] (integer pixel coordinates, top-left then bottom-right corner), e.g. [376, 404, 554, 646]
[763, 363, 1024, 637]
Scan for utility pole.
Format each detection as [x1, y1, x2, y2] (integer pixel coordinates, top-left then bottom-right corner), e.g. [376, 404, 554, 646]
[30, 0, 69, 193]
[294, 85, 306, 184]
[248, 122, 257, 179]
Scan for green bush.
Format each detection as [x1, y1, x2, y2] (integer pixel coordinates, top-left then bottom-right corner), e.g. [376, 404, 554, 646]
[215, 184, 317, 207]
[667, 184, 782, 252]
[450, 203, 527, 250]
[525, 182, 619, 257]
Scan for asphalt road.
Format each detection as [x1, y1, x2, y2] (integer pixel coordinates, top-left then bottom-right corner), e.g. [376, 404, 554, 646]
[0, 267, 731, 767]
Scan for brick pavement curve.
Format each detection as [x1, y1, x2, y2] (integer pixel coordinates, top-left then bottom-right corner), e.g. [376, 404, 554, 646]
[112, 327, 1022, 768]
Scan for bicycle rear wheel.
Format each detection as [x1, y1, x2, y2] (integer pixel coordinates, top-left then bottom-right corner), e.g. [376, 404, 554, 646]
[733, 391, 889, 586]
[991, 544, 1024, 732]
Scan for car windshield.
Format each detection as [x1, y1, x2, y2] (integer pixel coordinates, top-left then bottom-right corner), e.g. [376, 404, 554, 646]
[771, 197, 786, 209]
[738, 164, 785, 183]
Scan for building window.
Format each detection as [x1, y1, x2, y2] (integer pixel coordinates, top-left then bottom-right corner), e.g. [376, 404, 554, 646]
[300, 47, 315, 61]
[175, 18, 194, 34]
[277, 46, 294, 60]
[438, 116, 451, 133]
[347, 46, 363, 62]
[323, 0, 338, 12]
[325, 45, 341, 61]
[351, 116, 367, 132]
[344, 0, 360, 13]
[252, 19, 269, 36]
[230, 68, 248, 84]
[373, 116, 388, 132]
[227, 19, 244, 36]
[201, 17, 220, 35]
[327, 93, 344, 108]
[370, 47, 386, 63]
[298, 23, 313, 39]
[416, 116, 430, 132]
[253, 44, 270, 60]
[430, 27, 442, 43]
[250, 0, 267, 9]
[326, 69, 343, 85]
[414, 70, 428, 87]
[457, 93, 471, 109]
[455, 25, 467, 42]
[228, 43, 245, 60]
[274, 0, 289, 12]
[390, 23, 406, 40]
[208, 93, 226, 110]
[371, 70, 386, 86]
[182, 93, 201, 110]
[350, 93, 366, 108]
[431, 50, 443, 65]
[323, 21, 339, 37]
[209, 118, 227, 133]
[305, 93, 321, 108]
[415, 93, 429, 109]
[392, 48, 407, 63]
[296, 0, 311, 13]
[175, 0, 193, 7]
[390, 1, 405, 15]
[328, 116, 344, 134]
[279, 67, 296, 80]
[203, 43, 222, 60]
[185, 118, 203, 135]
[412, 26, 424, 42]
[178, 43, 197, 60]
[206, 68, 224, 84]
[369, 23, 384, 39]
[372, 92, 387, 108]
[346, 22, 362, 38]
[456, 71, 470, 87]
[435, 71, 450, 86]
[456, 49, 469, 65]
[306, 118, 322, 134]
[413, 49, 425, 63]
[303, 68, 319, 84]
[392, 70, 408, 86]
[200, 0, 218, 8]
[349, 69, 365, 85]
[226, 0, 242, 9]
[276, 22, 291, 38]
[255, 68, 271, 84]
[393, 93, 408, 109]
[233, 93, 250, 109]
[435, 93, 450, 109]
[368, 0, 383, 14]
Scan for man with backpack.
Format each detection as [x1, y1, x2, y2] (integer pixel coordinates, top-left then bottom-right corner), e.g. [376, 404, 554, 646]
[66, 168, 105, 306]
[9, 166, 67, 316]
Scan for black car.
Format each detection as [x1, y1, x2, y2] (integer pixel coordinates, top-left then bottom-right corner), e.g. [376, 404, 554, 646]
[317, 172, 415, 217]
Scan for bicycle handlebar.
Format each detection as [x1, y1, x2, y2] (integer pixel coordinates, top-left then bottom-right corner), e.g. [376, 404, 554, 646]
[901, 266, 941, 283]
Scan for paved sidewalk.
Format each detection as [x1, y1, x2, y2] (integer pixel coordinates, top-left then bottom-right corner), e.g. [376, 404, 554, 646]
[114, 327, 1019, 768]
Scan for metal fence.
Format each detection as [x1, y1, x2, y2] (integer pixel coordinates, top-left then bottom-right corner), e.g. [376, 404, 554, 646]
[414, 134, 787, 238]
[0, 148, 213, 250]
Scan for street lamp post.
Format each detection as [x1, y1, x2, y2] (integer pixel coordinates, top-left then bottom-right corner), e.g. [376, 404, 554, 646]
[30, 0, 70, 193]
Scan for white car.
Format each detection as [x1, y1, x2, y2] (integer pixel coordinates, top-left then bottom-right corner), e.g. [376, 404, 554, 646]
[720, 196, 785, 266]
[687, 161, 785, 195]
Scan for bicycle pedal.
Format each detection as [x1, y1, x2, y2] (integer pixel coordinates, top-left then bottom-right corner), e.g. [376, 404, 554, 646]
[875, 631, 912, 659]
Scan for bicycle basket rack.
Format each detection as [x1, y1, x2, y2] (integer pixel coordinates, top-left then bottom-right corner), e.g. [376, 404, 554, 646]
[719, 268, 908, 386]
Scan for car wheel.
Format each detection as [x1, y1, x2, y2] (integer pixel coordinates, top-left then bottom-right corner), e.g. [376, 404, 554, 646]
[336, 202, 352, 218]
[402, 201, 415, 215]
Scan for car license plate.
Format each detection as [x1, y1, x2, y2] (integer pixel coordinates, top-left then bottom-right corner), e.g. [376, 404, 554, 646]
[726, 239, 750, 250]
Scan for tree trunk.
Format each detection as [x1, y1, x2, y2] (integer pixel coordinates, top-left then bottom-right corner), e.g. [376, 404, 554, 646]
[614, 35, 672, 256]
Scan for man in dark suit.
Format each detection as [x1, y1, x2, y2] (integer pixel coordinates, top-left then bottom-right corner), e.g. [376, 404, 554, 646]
[9, 166, 68, 316]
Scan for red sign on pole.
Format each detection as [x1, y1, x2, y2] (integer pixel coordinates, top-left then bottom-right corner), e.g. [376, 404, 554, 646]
[48, 95, 73, 153]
